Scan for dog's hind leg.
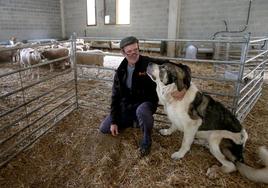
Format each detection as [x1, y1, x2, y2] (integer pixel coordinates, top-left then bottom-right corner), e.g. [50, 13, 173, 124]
[171, 125, 198, 160]
[207, 132, 236, 174]
[193, 138, 209, 148]
[197, 130, 245, 145]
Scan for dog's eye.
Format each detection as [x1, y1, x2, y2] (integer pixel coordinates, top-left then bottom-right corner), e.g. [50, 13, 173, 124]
[159, 65, 168, 72]
[159, 65, 165, 70]
[159, 68, 174, 86]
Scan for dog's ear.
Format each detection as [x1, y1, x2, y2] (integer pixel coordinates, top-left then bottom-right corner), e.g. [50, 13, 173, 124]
[181, 64, 191, 89]
[174, 66, 185, 91]
[188, 92, 209, 120]
[174, 63, 191, 91]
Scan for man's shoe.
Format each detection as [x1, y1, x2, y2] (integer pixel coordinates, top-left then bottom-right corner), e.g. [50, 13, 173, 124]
[139, 143, 151, 157]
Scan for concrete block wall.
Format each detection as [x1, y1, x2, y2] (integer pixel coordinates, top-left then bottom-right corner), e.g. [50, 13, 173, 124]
[180, 0, 268, 39]
[64, 0, 268, 40]
[0, 0, 267, 41]
[0, 0, 62, 42]
[64, 0, 169, 39]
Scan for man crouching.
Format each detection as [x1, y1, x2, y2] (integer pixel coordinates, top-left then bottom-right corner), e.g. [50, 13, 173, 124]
[99, 36, 170, 157]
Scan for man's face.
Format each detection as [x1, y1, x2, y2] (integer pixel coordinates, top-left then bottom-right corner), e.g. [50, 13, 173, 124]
[122, 43, 140, 65]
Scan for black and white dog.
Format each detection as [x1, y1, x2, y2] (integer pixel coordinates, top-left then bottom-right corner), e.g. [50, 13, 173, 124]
[147, 62, 268, 183]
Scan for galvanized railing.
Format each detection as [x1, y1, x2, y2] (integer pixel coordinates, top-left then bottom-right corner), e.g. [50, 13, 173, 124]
[0, 33, 267, 168]
[77, 34, 267, 122]
[0, 37, 78, 167]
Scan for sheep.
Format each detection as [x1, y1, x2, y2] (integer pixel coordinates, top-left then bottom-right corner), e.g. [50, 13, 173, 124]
[0, 47, 13, 63]
[20, 48, 42, 79]
[41, 48, 70, 71]
[0, 42, 22, 63]
[76, 50, 104, 66]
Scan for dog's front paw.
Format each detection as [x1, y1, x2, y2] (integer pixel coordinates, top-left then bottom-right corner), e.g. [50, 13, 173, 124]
[171, 151, 185, 160]
[159, 129, 172, 136]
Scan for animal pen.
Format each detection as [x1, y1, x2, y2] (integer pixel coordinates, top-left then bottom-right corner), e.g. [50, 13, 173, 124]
[0, 33, 267, 170]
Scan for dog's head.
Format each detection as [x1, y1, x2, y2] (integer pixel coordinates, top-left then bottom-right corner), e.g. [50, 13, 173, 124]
[147, 62, 191, 91]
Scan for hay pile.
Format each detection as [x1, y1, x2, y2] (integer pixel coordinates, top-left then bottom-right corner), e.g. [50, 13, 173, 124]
[0, 78, 267, 187]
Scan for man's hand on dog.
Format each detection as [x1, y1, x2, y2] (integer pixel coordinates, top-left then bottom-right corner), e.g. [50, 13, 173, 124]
[110, 124, 119, 136]
[171, 88, 186, 101]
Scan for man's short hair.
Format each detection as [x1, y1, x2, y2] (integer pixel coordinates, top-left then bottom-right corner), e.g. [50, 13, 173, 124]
[120, 36, 139, 49]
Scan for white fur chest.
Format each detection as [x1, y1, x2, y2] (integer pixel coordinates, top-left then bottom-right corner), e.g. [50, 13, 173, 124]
[160, 84, 199, 131]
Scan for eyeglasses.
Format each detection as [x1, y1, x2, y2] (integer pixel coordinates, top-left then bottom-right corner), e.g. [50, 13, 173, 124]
[123, 48, 139, 56]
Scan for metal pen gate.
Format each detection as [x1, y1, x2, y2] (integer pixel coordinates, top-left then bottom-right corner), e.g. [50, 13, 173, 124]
[0, 33, 267, 168]
[77, 34, 268, 123]
[0, 37, 78, 167]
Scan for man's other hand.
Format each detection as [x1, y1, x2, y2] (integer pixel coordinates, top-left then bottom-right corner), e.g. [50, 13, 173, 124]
[110, 124, 119, 136]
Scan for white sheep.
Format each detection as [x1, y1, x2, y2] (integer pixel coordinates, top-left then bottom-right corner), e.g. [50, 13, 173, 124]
[20, 48, 42, 79]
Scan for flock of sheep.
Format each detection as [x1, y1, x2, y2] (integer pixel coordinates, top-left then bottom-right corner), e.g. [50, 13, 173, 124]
[0, 38, 93, 79]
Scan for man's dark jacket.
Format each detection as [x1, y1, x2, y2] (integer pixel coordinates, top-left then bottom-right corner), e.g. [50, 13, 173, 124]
[110, 55, 168, 125]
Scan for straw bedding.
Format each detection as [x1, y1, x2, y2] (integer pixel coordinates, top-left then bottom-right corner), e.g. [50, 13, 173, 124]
[0, 75, 267, 187]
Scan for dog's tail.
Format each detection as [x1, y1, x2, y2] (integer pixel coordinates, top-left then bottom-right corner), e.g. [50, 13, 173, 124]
[236, 146, 268, 184]
[225, 146, 268, 184]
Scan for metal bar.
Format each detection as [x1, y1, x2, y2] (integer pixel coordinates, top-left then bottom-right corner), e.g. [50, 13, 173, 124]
[231, 33, 251, 114]
[0, 92, 75, 145]
[0, 67, 23, 79]
[147, 55, 241, 65]
[78, 99, 110, 108]
[236, 82, 262, 113]
[0, 103, 76, 168]
[237, 88, 261, 116]
[79, 102, 168, 118]
[0, 79, 74, 118]
[242, 59, 267, 80]
[74, 50, 242, 65]
[0, 40, 76, 167]
[192, 75, 238, 83]
[250, 38, 268, 43]
[237, 89, 262, 121]
[79, 36, 247, 43]
[261, 36, 268, 79]
[77, 64, 116, 71]
[32, 56, 70, 68]
[0, 40, 71, 52]
[240, 70, 264, 94]
[202, 91, 235, 99]
[245, 49, 268, 63]
[0, 87, 75, 132]
[0, 68, 72, 99]
[18, 69, 29, 125]
[78, 75, 113, 82]
[78, 65, 240, 83]
[77, 67, 236, 97]
[237, 93, 261, 122]
[71, 33, 79, 109]
[0, 56, 69, 79]
[238, 78, 262, 109]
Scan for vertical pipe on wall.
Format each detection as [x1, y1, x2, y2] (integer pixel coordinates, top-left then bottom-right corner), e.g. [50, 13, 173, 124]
[167, 0, 181, 57]
[212, 0, 252, 39]
[60, 0, 66, 39]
